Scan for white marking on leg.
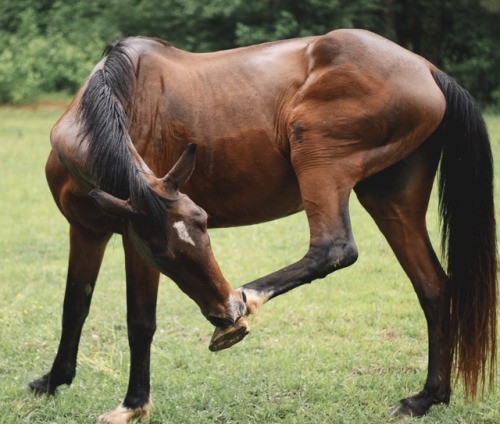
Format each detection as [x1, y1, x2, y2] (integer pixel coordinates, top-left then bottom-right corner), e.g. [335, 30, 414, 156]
[97, 399, 151, 423]
[238, 288, 271, 316]
[173, 221, 196, 246]
[228, 293, 244, 319]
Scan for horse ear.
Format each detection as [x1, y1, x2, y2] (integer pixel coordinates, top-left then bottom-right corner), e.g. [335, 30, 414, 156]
[162, 143, 196, 193]
[89, 189, 136, 217]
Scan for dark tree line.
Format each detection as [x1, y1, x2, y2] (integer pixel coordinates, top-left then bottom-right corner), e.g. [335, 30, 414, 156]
[0, 0, 498, 107]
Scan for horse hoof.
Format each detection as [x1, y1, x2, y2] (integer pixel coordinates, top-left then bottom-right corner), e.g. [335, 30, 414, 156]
[390, 402, 414, 417]
[209, 317, 250, 351]
[97, 402, 150, 424]
[389, 397, 429, 418]
[28, 374, 54, 396]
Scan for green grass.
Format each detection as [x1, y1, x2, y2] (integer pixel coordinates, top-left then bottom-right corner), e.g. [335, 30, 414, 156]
[0, 105, 499, 423]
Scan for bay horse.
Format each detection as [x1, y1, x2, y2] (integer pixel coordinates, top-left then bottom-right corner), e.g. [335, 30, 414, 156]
[29, 29, 496, 423]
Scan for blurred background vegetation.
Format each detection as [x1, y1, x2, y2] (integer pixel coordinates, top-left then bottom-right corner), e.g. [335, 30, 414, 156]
[0, 0, 499, 108]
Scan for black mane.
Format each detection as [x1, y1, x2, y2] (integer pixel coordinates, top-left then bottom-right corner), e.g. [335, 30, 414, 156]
[79, 39, 167, 233]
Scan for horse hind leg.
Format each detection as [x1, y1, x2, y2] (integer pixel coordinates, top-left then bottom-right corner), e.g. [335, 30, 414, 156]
[354, 136, 451, 416]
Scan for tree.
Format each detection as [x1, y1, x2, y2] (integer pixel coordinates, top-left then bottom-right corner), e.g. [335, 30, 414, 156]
[0, 0, 498, 106]
[388, 0, 500, 105]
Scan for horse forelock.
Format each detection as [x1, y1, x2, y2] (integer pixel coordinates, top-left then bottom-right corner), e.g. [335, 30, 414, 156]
[79, 39, 169, 240]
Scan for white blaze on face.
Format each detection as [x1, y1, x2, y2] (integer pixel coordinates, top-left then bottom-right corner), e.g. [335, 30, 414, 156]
[173, 221, 196, 246]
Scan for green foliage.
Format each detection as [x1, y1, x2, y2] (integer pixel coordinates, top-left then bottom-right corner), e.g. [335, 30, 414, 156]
[0, 32, 105, 103]
[0, 0, 499, 106]
[441, 2, 500, 106]
[0, 1, 116, 103]
[232, 0, 383, 46]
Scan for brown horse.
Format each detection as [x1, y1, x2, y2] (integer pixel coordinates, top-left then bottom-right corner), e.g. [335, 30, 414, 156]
[29, 29, 496, 422]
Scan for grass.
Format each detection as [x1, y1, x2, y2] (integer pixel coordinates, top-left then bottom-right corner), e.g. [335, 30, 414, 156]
[0, 104, 499, 424]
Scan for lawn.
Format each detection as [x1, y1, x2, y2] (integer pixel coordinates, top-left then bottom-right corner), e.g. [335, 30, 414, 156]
[0, 105, 499, 423]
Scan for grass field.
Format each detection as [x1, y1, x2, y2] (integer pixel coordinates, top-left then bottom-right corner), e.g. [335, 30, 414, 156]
[0, 105, 499, 424]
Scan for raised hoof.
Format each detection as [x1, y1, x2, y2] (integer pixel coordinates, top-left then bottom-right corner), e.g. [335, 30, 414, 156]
[209, 317, 250, 352]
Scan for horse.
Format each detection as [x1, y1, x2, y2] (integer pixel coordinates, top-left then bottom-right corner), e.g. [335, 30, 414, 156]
[28, 29, 496, 423]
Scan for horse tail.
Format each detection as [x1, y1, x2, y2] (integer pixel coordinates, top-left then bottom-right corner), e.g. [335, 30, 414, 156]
[79, 39, 164, 221]
[433, 71, 497, 398]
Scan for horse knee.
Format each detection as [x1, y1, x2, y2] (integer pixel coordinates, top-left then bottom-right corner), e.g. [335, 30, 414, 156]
[307, 239, 358, 279]
[127, 319, 156, 346]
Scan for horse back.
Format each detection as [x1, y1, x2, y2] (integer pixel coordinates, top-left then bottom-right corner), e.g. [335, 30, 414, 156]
[130, 29, 445, 184]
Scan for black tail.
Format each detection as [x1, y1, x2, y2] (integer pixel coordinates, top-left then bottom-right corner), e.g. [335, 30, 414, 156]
[78, 39, 166, 228]
[433, 71, 497, 397]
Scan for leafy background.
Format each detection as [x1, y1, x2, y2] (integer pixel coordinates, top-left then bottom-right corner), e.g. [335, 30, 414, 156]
[0, 0, 499, 107]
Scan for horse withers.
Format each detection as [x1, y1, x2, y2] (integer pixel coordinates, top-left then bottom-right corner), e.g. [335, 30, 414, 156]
[29, 29, 496, 422]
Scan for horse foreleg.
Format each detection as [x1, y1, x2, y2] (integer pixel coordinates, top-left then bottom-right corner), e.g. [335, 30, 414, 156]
[98, 232, 159, 424]
[210, 176, 357, 351]
[29, 225, 111, 395]
[239, 232, 358, 307]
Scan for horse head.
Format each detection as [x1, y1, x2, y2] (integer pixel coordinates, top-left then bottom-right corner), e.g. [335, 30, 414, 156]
[89, 144, 247, 329]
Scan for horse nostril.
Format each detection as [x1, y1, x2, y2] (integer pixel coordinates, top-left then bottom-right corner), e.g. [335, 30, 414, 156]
[207, 315, 234, 328]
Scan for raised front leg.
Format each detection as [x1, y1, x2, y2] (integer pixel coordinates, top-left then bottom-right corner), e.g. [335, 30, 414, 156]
[208, 165, 360, 352]
[240, 158, 359, 305]
[240, 230, 358, 307]
[98, 232, 160, 424]
[29, 225, 111, 395]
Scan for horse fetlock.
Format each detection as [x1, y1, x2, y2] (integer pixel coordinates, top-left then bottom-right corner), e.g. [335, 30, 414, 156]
[227, 290, 248, 321]
[239, 288, 270, 316]
[422, 383, 451, 405]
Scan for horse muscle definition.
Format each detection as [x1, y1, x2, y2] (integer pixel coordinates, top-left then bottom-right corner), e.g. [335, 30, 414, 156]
[29, 29, 496, 422]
